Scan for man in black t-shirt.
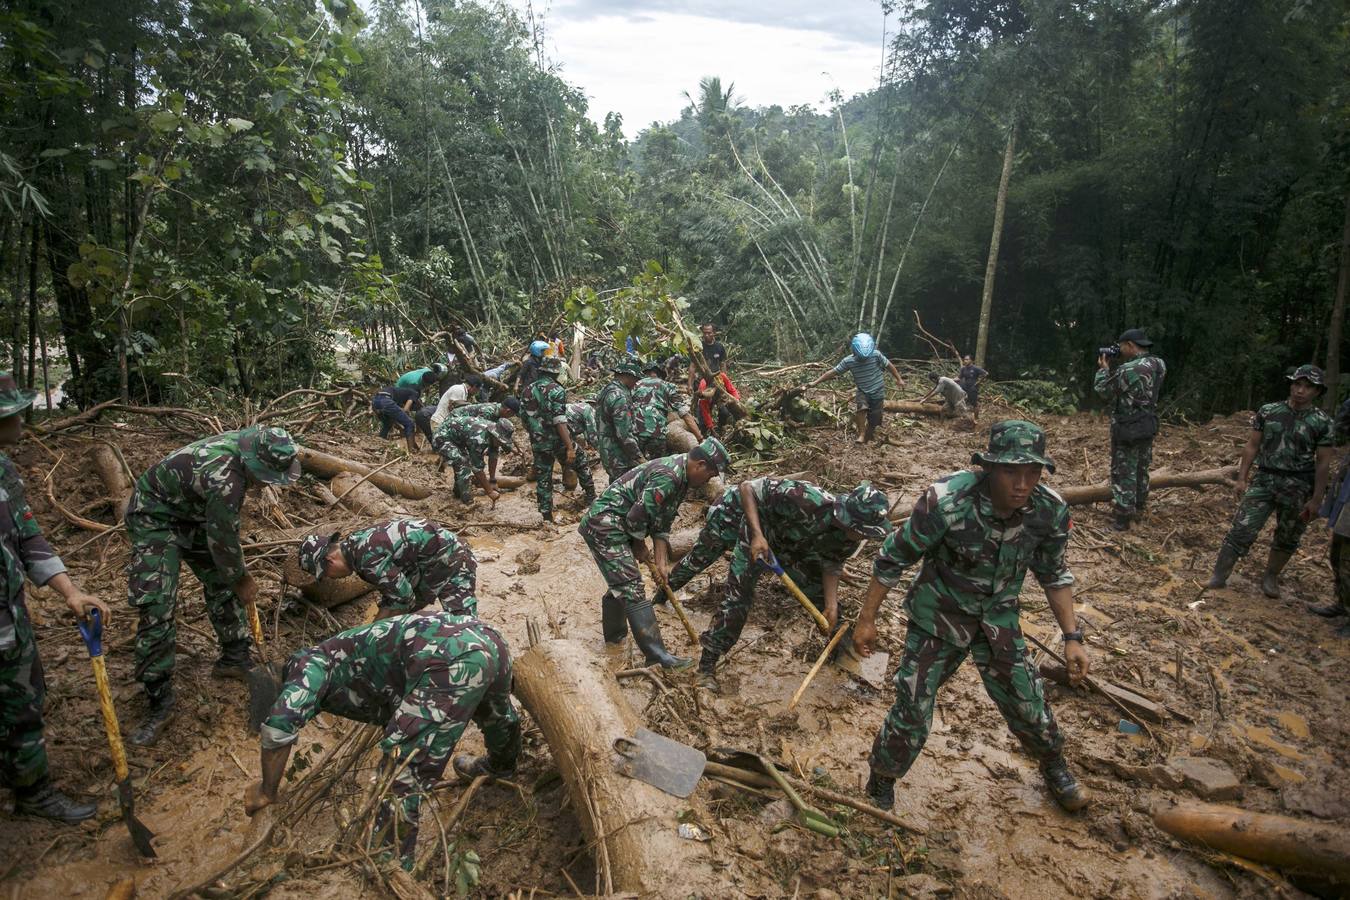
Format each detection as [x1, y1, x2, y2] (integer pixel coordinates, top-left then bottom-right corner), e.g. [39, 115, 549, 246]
[688, 323, 728, 391]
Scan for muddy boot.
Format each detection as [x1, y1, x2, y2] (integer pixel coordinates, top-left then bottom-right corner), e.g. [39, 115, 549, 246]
[14, 779, 96, 824]
[213, 639, 255, 682]
[1260, 550, 1293, 600]
[865, 771, 895, 810]
[650, 586, 668, 606]
[542, 512, 555, 524]
[1109, 512, 1130, 532]
[1041, 756, 1089, 812]
[128, 685, 176, 747]
[582, 487, 597, 505]
[602, 594, 629, 644]
[453, 754, 516, 782]
[1205, 546, 1239, 589]
[628, 604, 692, 670]
[1306, 599, 1347, 618]
[696, 650, 719, 691]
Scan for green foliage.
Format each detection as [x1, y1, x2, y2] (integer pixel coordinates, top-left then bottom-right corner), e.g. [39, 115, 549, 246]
[994, 374, 1079, 416]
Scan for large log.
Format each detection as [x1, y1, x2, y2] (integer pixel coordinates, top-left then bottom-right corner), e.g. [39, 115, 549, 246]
[883, 400, 948, 416]
[512, 639, 720, 897]
[330, 471, 399, 517]
[665, 419, 724, 499]
[88, 444, 133, 522]
[1153, 800, 1350, 881]
[281, 550, 377, 610]
[297, 447, 433, 500]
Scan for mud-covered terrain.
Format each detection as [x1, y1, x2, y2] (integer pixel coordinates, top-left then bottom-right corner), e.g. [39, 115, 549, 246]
[3, 399, 1347, 898]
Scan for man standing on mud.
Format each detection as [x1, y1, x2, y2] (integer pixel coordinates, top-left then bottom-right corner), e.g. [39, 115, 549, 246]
[595, 358, 643, 480]
[1094, 328, 1166, 532]
[245, 612, 519, 865]
[958, 355, 988, 422]
[0, 372, 110, 822]
[522, 357, 596, 523]
[805, 333, 905, 444]
[126, 426, 302, 746]
[1205, 365, 1333, 598]
[579, 437, 730, 669]
[852, 420, 1090, 814]
[695, 480, 892, 691]
[296, 519, 479, 619]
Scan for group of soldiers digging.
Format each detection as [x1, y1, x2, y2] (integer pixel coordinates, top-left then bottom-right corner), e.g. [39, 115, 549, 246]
[3, 320, 1346, 871]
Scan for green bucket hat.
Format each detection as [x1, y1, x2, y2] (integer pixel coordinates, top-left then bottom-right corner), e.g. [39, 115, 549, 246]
[297, 530, 340, 579]
[612, 358, 643, 378]
[490, 418, 516, 449]
[971, 419, 1056, 474]
[833, 482, 893, 541]
[539, 356, 564, 375]
[0, 372, 36, 418]
[1287, 364, 1327, 392]
[641, 358, 664, 375]
[690, 436, 732, 473]
[239, 425, 302, 485]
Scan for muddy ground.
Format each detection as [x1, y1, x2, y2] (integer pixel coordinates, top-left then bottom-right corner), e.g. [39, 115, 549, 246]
[2, 397, 1347, 899]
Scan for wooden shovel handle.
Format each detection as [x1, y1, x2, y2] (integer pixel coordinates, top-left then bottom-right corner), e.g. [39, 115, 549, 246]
[776, 570, 830, 635]
[89, 654, 130, 783]
[245, 597, 265, 650]
[789, 626, 849, 710]
[651, 568, 700, 646]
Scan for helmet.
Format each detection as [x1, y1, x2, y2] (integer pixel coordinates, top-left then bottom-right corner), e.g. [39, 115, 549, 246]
[529, 340, 549, 358]
[851, 333, 876, 358]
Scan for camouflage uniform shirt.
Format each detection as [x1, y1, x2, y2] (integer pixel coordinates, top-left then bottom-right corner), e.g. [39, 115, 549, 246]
[567, 402, 599, 448]
[1093, 354, 1166, 420]
[0, 453, 66, 649]
[582, 454, 690, 543]
[753, 479, 859, 575]
[595, 379, 641, 468]
[874, 470, 1074, 646]
[432, 416, 496, 473]
[125, 431, 250, 585]
[446, 402, 510, 423]
[1251, 401, 1333, 474]
[338, 518, 478, 616]
[523, 376, 569, 452]
[631, 376, 690, 443]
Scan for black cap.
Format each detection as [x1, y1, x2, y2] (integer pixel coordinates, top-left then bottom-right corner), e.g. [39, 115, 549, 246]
[1117, 328, 1152, 347]
[501, 396, 522, 414]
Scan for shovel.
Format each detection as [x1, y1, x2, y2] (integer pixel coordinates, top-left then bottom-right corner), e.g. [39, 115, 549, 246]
[762, 554, 889, 689]
[76, 609, 156, 857]
[650, 566, 700, 646]
[244, 592, 283, 732]
[612, 727, 706, 798]
[756, 754, 839, 837]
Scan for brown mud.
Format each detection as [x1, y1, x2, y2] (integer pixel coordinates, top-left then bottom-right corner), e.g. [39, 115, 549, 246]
[2, 401, 1347, 898]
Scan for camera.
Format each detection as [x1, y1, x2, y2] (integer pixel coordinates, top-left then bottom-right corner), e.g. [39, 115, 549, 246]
[1098, 344, 1121, 359]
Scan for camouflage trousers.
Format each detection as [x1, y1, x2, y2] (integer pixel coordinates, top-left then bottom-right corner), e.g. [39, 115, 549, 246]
[870, 623, 1063, 779]
[597, 437, 637, 481]
[1109, 434, 1153, 515]
[667, 492, 742, 592]
[531, 444, 595, 518]
[579, 519, 645, 613]
[262, 629, 520, 860]
[0, 595, 47, 790]
[637, 432, 667, 461]
[1333, 535, 1350, 610]
[127, 523, 249, 691]
[435, 441, 475, 503]
[1220, 471, 1312, 557]
[700, 541, 825, 657]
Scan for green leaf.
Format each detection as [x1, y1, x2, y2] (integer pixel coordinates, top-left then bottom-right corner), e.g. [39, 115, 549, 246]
[226, 117, 253, 133]
[149, 110, 180, 133]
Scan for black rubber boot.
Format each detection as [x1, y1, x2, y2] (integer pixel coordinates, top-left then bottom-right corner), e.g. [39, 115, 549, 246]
[14, 778, 96, 824]
[542, 512, 555, 524]
[1261, 550, 1293, 599]
[582, 487, 597, 505]
[1041, 756, 1090, 812]
[1110, 513, 1130, 532]
[213, 639, 255, 681]
[1306, 600, 1347, 618]
[602, 593, 629, 644]
[453, 754, 516, 782]
[1205, 546, 1239, 589]
[128, 685, 176, 747]
[696, 649, 719, 691]
[650, 586, 668, 606]
[628, 604, 692, 669]
[865, 771, 896, 810]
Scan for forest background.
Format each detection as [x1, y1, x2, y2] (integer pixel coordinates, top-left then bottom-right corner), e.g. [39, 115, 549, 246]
[1, 0, 1347, 417]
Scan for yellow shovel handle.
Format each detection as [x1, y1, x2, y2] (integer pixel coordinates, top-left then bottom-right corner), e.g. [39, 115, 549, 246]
[660, 582, 701, 647]
[89, 655, 130, 783]
[245, 597, 265, 649]
[776, 570, 830, 635]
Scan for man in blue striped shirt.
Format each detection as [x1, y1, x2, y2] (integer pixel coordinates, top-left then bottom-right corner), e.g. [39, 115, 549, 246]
[805, 333, 906, 444]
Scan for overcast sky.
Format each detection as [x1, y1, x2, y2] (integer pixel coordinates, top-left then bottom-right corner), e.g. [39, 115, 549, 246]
[506, 0, 888, 137]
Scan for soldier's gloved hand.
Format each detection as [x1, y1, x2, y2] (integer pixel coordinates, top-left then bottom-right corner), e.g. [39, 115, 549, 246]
[1064, 641, 1090, 686]
[851, 619, 878, 657]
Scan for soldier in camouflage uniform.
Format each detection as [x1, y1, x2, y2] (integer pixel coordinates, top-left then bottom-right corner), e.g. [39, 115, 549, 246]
[1206, 365, 1334, 598]
[579, 437, 730, 668]
[567, 401, 599, 452]
[244, 612, 519, 863]
[696, 481, 892, 689]
[1093, 328, 1166, 531]
[126, 425, 301, 746]
[0, 373, 109, 823]
[445, 397, 520, 424]
[297, 519, 478, 619]
[1311, 397, 1350, 635]
[851, 420, 1090, 814]
[432, 415, 515, 504]
[522, 357, 595, 523]
[595, 358, 643, 480]
[656, 481, 750, 604]
[632, 360, 702, 459]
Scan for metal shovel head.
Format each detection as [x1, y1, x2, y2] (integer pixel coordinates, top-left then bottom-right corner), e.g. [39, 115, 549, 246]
[246, 661, 285, 733]
[835, 628, 889, 689]
[613, 727, 706, 798]
[118, 778, 157, 857]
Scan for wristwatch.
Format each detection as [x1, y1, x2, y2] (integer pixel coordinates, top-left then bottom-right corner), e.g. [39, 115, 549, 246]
[1061, 629, 1085, 644]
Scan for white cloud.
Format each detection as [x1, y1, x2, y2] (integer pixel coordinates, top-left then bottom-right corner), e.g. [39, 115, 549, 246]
[515, 4, 885, 137]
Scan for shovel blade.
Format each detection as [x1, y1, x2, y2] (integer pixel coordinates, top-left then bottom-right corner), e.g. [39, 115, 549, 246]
[118, 778, 157, 858]
[835, 631, 889, 689]
[613, 727, 706, 798]
[246, 662, 284, 733]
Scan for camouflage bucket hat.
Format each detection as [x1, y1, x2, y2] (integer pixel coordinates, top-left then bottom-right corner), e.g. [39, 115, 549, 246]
[833, 482, 893, 540]
[239, 425, 302, 485]
[612, 358, 643, 378]
[0, 372, 36, 418]
[297, 530, 340, 579]
[539, 356, 564, 375]
[1286, 364, 1326, 391]
[491, 418, 516, 449]
[641, 358, 664, 375]
[971, 419, 1056, 474]
[690, 436, 732, 473]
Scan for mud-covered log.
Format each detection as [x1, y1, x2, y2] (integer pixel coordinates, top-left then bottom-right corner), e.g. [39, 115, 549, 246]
[281, 552, 376, 610]
[330, 471, 398, 517]
[667, 527, 702, 563]
[297, 447, 433, 500]
[89, 444, 133, 522]
[1153, 801, 1350, 881]
[665, 420, 724, 498]
[883, 400, 948, 416]
[512, 639, 720, 897]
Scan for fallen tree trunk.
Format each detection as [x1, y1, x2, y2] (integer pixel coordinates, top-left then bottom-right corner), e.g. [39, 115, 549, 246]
[89, 444, 133, 522]
[330, 471, 399, 517]
[297, 447, 433, 500]
[1153, 800, 1350, 882]
[281, 551, 377, 610]
[883, 400, 948, 416]
[665, 420, 724, 499]
[512, 639, 720, 897]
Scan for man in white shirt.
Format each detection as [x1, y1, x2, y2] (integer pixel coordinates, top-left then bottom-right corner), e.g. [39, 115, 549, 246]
[415, 378, 476, 443]
[918, 373, 969, 418]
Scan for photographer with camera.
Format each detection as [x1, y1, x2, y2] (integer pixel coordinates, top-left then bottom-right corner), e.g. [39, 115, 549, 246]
[1093, 328, 1166, 531]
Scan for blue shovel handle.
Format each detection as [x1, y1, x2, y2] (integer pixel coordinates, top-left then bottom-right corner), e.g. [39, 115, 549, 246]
[77, 607, 104, 658]
[760, 551, 785, 576]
